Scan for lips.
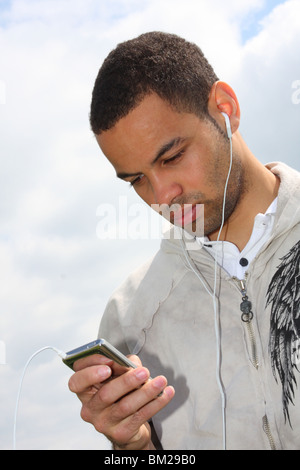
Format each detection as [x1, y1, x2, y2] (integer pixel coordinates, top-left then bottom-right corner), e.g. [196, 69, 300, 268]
[171, 204, 200, 227]
[151, 201, 204, 233]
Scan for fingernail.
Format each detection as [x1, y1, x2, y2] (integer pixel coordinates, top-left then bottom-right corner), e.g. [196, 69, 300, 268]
[97, 365, 111, 378]
[152, 376, 166, 389]
[164, 386, 175, 398]
[134, 368, 148, 380]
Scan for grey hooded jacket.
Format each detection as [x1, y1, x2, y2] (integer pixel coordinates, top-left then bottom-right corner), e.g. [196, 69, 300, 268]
[99, 162, 300, 450]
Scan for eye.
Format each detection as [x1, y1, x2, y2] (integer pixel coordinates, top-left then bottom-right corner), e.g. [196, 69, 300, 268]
[129, 174, 145, 187]
[163, 150, 184, 165]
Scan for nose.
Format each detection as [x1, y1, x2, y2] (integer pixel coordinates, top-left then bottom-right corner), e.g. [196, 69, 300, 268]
[150, 174, 183, 206]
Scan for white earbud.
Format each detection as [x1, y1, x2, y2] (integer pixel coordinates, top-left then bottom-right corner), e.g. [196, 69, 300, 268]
[221, 112, 232, 139]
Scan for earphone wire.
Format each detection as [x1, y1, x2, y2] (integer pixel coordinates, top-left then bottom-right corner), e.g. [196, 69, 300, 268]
[213, 132, 233, 451]
[181, 118, 233, 450]
[13, 346, 66, 450]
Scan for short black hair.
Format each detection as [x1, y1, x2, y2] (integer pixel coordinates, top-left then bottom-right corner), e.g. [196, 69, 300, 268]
[90, 31, 219, 134]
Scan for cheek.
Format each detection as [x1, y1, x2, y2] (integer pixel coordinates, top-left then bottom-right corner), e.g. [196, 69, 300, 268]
[180, 155, 207, 192]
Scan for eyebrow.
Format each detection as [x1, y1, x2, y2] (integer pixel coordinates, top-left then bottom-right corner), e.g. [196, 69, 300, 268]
[116, 137, 186, 180]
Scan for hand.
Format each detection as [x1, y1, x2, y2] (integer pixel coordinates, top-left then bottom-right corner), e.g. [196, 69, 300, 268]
[68, 354, 175, 450]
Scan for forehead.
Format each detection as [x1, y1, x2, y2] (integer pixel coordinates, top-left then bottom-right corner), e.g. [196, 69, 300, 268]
[96, 94, 200, 170]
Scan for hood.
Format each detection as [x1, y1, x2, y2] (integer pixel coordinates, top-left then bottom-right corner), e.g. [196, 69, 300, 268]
[266, 162, 300, 238]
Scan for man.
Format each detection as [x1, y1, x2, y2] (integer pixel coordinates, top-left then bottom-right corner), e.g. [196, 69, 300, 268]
[68, 32, 300, 450]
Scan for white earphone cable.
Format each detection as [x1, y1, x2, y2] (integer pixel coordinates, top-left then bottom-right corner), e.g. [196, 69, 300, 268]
[213, 133, 233, 450]
[13, 346, 66, 450]
[181, 119, 233, 450]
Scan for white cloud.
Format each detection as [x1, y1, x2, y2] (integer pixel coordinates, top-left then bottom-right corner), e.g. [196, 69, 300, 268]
[234, 0, 300, 168]
[0, 0, 299, 450]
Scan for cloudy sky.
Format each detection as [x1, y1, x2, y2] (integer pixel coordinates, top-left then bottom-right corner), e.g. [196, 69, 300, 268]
[0, 0, 299, 450]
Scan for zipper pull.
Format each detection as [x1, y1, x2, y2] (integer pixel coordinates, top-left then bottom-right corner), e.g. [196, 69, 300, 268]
[239, 280, 254, 323]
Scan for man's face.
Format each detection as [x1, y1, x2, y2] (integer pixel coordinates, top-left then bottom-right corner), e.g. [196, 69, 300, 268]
[96, 93, 244, 238]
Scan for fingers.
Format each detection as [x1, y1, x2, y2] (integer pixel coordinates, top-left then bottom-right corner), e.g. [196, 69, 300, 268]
[126, 354, 142, 367]
[86, 371, 175, 445]
[72, 354, 113, 372]
[97, 366, 150, 404]
[68, 352, 175, 450]
[68, 364, 112, 396]
[72, 353, 141, 374]
[119, 383, 175, 438]
[98, 374, 174, 424]
[68, 354, 145, 399]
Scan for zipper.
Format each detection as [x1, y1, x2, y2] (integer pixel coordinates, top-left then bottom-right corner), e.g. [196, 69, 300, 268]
[233, 277, 276, 449]
[262, 415, 277, 450]
[244, 321, 259, 370]
[235, 278, 259, 369]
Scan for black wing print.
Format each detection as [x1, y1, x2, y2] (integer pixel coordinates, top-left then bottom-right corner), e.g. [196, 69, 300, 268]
[266, 240, 300, 426]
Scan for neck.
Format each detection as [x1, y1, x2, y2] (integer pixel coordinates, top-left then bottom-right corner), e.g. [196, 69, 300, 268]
[208, 139, 280, 251]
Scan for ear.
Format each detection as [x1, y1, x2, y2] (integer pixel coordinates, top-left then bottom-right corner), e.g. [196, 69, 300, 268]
[207, 81, 241, 135]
